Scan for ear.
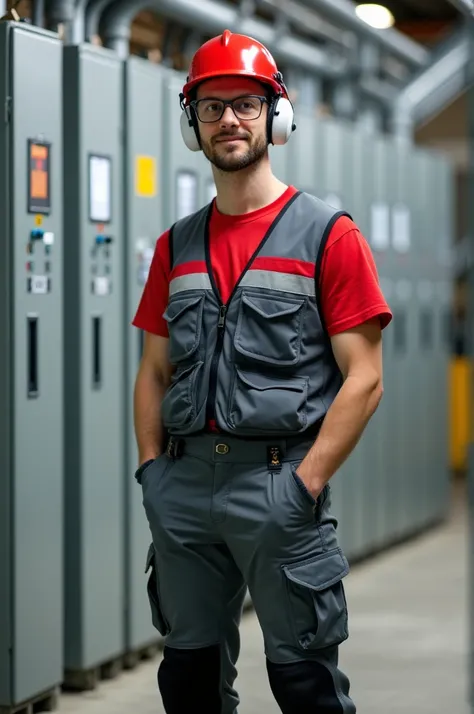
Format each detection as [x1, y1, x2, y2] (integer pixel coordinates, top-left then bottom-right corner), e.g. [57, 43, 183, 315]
[267, 96, 295, 146]
[180, 105, 202, 152]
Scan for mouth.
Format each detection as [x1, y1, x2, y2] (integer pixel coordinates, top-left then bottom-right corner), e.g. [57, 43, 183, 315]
[215, 136, 247, 144]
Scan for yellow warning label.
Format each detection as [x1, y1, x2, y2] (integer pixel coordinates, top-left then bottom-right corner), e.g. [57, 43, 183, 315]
[35, 214, 43, 226]
[135, 156, 157, 197]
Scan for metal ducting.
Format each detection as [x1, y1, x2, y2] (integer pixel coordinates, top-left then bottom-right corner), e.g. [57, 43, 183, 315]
[100, 0, 348, 77]
[46, 0, 76, 27]
[299, 0, 430, 68]
[391, 30, 469, 137]
[86, 0, 114, 40]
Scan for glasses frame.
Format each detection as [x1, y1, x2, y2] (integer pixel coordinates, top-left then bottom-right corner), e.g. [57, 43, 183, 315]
[190, 94, 269, 123]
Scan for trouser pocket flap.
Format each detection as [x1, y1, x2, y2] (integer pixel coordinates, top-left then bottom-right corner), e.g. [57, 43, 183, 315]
[282, 548, 349, 651]
[145, 543, 170, 637]
[282, 547, 349, 590]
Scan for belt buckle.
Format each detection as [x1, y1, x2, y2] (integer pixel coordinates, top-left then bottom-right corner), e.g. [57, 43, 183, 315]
[215, 443, 230, 455]
[267, 445, 282, 471]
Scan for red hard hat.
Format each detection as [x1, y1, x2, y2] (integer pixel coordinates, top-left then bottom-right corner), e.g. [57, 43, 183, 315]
[181, 30, 288, 104]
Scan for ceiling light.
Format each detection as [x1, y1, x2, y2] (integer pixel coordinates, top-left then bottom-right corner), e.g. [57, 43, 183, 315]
[355, 4, 395, 30]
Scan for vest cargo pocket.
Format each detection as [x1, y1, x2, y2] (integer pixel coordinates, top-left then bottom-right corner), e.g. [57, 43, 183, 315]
[228, 368, 308, 434]
[145, 543, 170, 636]
[282, 548, 349, 652]
[234, 293, 307, 366]
[161, 361, 203, 430]
[163, 293, 205, 363]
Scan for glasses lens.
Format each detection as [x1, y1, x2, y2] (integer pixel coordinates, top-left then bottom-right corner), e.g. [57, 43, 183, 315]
[233, 97, 262, 120]
[196, 100, 224, 122]
[196, 96, 263, 122]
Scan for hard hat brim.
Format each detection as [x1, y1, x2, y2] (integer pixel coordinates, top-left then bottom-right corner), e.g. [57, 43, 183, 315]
[182, 69, 284, 103]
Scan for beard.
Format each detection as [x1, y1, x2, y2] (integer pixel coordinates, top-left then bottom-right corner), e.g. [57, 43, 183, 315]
[202, 132, 268, 173]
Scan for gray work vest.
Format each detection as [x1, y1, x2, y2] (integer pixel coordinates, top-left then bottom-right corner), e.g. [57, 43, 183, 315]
[161, 191, 350, 438]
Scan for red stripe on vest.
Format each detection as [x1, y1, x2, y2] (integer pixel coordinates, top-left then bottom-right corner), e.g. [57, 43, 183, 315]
[251, 256, 315, 278]
[170, 260, 207, 281]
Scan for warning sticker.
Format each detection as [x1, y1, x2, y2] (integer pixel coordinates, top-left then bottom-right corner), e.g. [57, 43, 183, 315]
[135, 156, 157, 197]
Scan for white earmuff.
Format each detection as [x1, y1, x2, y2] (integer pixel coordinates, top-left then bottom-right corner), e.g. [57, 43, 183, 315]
[180, 106, 201, 152]
[270, 96, 295, 146]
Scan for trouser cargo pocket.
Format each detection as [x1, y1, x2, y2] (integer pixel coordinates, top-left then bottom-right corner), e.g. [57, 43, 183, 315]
[145, 543, 170, 636]
[282, 547, 349, 651]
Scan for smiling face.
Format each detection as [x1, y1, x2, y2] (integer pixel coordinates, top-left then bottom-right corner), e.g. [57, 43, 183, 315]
[194, 77, 271, 173]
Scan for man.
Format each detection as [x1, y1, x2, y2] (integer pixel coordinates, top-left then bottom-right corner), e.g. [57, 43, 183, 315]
[133, 29, 392, 714]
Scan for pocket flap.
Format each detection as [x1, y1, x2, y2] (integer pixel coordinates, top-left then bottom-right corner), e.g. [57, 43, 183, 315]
[282, 548, 349, 591]
[163, 293, 204, 323]
[145, 543, 155, 573]
[235, 368, 307, 393]
[242, 294, 305, 320]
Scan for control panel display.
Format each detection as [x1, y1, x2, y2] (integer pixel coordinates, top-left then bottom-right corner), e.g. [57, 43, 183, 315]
[89, 154, 111, 223]
[28, 140, 51, 214]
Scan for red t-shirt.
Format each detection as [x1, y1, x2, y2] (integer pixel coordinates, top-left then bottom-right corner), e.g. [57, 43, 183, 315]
[133, 186, 392, 338]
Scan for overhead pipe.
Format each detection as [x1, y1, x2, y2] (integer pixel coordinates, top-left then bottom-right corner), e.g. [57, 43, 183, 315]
[45, 0, 76, 31]
[100, 0, 349, 77]
[391, 30, 469, 138]
[85, 0, 113, 40]
[299, 0, 430, 69]
[67, 0, 88, 44]
[257, 0, 356, 49]
[33, 0, 44, 27]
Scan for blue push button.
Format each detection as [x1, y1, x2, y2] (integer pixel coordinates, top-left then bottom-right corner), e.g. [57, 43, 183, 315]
[30, 229, 44, 240]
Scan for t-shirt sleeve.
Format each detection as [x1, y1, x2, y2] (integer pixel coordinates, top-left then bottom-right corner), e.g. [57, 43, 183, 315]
[132, 230, 171, 337]
[318, 216, 392, 337]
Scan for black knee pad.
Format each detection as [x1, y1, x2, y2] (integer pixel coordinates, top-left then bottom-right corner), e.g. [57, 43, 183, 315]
[158, 644, 222, 714]
[267, 656, 351, 714]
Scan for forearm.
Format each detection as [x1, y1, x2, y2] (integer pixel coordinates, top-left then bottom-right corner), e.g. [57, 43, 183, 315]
[133, 368, 168, 465]
[297, 374, 383, 495]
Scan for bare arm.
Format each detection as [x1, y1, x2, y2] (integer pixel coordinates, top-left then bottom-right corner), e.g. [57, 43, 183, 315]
[133, 332, 174, 467]
[296, 317, 384, 497]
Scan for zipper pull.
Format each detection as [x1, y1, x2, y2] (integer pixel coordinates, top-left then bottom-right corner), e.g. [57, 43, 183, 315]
[218, 305, 227, 328]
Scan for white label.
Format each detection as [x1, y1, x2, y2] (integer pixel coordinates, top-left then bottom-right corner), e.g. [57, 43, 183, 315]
[176, 171, 198, 220]
[90, 155, 111, 223]
[94, 276, 110, 296]
[391, 204, 411, 253]
[370, 202, 390, 250]
[43, 232, 54, 245]
[31, 275, 48, 294]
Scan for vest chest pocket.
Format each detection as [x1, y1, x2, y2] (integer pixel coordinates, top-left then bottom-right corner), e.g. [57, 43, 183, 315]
[163, 293, 205, 364]
[234, 292, 307, 366]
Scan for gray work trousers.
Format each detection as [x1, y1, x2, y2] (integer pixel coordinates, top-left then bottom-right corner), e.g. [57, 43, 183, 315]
[141, 433, 356, 714]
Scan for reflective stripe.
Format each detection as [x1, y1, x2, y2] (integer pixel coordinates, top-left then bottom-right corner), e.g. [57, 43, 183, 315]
[169, 273, 212, 296]
[240, 270, 315, 297]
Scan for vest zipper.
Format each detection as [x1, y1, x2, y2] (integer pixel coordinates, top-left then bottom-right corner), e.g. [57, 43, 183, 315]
[202, 190, 302, 430]
[205, 305, 227, 426]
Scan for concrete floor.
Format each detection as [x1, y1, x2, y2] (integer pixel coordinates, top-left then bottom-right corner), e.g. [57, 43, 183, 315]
[59, 481, 470, 714]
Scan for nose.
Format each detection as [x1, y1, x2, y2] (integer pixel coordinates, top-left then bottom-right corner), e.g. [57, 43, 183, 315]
[219, 104, 239, 128]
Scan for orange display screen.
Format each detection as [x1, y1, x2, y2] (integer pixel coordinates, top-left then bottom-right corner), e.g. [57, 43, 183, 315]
[28, 140, 51, 214]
